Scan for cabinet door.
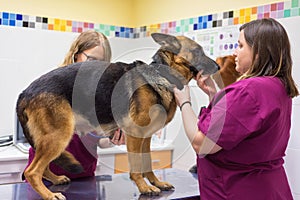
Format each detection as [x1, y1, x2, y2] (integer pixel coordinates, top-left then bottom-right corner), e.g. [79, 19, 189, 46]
[114, 150, 172, 174]
[0, 160, 27, 184]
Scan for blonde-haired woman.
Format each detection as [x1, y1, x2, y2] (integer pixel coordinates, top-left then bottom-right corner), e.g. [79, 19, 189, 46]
[61, 30, 111, 66]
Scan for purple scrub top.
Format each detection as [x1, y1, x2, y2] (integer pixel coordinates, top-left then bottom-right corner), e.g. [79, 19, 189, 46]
[197, 76, 293, 200]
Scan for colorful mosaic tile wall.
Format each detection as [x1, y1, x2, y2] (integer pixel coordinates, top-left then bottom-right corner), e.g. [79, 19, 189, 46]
[0, 0, 299, 38]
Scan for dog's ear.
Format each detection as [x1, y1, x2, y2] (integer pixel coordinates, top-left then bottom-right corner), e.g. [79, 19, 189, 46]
[151, 33, 181, 54]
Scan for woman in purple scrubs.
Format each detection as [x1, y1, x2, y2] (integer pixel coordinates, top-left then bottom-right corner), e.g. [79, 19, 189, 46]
[174, 18, 299, 200]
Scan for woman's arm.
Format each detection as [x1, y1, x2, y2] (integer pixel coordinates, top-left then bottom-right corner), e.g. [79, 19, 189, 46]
[174, 85, 222, 155]
[180, 101, 222, 154]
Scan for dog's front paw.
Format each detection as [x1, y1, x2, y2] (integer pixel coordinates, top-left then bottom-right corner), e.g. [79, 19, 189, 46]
[140, 185, 161, 196]
[46, 192, 66, 200]
[155, 181, 174, 191]
[53, 175, 70, 185]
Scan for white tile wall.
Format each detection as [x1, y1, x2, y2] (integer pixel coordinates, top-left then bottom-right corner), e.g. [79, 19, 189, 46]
[288, 105, 300, 149]
[285, 148, 300, 196]
[294, 194, 300, 200]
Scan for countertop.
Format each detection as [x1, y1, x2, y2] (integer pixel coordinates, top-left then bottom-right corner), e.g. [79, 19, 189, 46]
[0, 140, 174, 161]
[97, 140, 174, 155]
[1, 168, 200, 200]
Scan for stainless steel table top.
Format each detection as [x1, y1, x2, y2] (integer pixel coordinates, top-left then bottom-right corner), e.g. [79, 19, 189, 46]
[1, 168, 199, 200]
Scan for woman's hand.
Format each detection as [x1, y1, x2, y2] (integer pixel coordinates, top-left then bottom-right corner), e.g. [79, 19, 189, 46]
[195, 71, 217, 101]
[174, 85, 191, 107]
[110, 129, 125, 145]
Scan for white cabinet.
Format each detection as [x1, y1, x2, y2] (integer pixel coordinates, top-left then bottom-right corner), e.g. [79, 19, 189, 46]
[0, 146, 28, 184]
[96, 154, 115, 175]
[96, 143, 174, 175]
[0, 143, 174, 184]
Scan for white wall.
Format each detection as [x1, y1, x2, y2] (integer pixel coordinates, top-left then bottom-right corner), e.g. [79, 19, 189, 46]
[0, 26, 78, 137]
[110, 36, 159, 63]
[278, 17, 300, 199]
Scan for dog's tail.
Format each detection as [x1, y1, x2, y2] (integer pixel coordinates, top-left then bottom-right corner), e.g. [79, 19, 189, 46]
[16, 95, 35, 147]
[52, 151, 84, 174]
[22, 150, 84, 181]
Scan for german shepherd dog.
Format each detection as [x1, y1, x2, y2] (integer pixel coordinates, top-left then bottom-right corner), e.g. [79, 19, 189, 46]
[16, 33, 219, 200]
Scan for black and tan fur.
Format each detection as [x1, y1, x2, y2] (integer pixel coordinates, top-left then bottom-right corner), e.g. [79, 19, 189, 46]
[16, 33, 219, 200]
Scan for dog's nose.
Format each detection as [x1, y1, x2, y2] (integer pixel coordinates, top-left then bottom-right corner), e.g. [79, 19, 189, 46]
[214, 61, 221, 70]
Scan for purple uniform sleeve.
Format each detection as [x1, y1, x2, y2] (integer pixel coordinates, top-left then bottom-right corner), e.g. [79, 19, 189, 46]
[198, 84, 262, 150]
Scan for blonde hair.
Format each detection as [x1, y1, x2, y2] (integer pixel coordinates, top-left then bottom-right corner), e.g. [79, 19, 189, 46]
[60, 30, 112, 66]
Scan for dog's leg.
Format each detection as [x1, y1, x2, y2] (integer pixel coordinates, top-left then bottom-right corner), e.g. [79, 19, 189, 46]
[25, 136, 75, 200]
[23, 98, 75, 200]
[126, 135, 162, 195]
[43, 166, 70, 185]
[25, 145, 68, 200]
[144, 171, 174, 191]
[134, 136, 174, 192]
[43, 150, 84, 185]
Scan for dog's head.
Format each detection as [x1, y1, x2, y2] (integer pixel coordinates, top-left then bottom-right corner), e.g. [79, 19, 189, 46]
[151, 33, 220, 76]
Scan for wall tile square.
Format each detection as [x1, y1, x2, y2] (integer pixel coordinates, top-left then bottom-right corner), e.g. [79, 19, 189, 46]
[0, 1, 299, 38]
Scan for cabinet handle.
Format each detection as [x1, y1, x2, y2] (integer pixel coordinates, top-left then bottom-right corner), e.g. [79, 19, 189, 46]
[152, 159, 160, 163]
[0, 171, 20, 175]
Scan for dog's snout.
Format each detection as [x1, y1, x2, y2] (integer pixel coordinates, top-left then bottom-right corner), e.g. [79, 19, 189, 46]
[215, 61, 221, 71]
[195, 55, 220, 75]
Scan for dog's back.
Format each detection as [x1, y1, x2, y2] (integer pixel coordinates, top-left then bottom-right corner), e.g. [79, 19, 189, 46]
[16, 60, 141, 135]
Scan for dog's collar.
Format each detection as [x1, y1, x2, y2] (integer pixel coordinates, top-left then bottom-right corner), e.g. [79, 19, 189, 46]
[138, 62, 186, 91]
[88, 132, 109, 139]
[185, 62, 199, 77]
[74, 131, 109, 139]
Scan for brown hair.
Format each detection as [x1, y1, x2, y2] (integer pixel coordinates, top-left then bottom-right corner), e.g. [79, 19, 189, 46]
[239, 18, 299, 98]
[60, 30, 112, 66]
